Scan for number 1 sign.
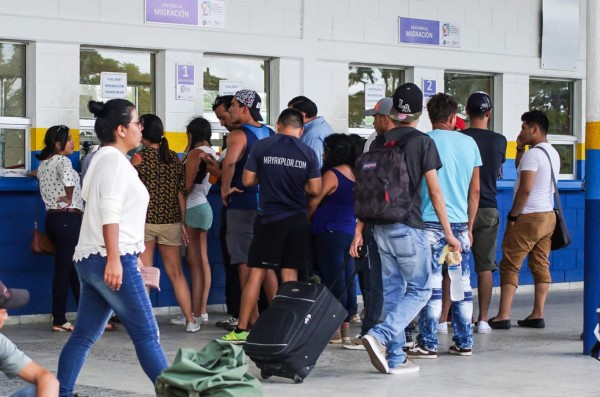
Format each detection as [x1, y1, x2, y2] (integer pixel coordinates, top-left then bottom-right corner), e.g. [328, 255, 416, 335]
[176, 64, 195, 101]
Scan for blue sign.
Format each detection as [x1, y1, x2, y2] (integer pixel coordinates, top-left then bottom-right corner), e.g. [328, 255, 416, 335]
[399, 17, 440, 45]
[423, 79, 436, 97]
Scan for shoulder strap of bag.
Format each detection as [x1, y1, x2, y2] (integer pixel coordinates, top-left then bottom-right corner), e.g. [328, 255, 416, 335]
[532, 146, 564, 215]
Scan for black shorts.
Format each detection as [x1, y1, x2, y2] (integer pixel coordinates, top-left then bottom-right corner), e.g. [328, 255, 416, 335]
[248, 213, 312, 270]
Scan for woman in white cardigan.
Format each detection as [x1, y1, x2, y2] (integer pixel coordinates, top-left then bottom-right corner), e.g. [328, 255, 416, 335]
[57, 99, 168, 396]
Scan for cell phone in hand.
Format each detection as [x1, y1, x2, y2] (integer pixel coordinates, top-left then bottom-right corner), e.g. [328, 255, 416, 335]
[357, 246, 367, 259]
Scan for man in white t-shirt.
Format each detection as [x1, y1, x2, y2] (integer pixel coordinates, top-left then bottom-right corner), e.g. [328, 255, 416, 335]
[489, 110, 560, 330]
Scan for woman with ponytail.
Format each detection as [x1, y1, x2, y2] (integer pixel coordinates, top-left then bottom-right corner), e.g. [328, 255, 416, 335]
[183, 117, 217, 324]
[130, 113, 199, 333]
[36, 125, 84, 333]
[57, 100, 168, 396]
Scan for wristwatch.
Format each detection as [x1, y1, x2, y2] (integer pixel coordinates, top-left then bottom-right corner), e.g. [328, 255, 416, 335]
[507, 214, 518, 222]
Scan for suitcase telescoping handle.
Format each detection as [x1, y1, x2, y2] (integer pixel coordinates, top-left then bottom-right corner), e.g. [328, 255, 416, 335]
[328, 255, 362, 302]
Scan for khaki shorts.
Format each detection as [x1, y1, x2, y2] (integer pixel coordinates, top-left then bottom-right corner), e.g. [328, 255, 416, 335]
[144, 223, 182, 246]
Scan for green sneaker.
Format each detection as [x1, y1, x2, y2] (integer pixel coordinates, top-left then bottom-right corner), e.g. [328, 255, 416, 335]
[221, 329, 248, 344]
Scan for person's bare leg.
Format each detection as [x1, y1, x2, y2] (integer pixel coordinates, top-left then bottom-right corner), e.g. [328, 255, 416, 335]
[492, 284, 517, 321]
[237, 268, 268, 330]
[477, 270, 494, 322]
[238, 263, 259, 325]
[528, 282, 550, 319]
[281, 268, 298, 283]
[198, 230, 211, 315]
[185, 226, 202, 315]
[159, 244, 195, 323]
[262, 269, 278, 303]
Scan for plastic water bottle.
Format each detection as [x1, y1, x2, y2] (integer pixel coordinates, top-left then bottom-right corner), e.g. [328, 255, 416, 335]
[447, 263, 464, 302]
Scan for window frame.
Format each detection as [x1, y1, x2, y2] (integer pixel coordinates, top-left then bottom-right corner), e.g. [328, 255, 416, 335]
[547, 135, 577, 180]
[347, 63, 406, 134]
[529, 77, 574, 136]
[443, 70, 495, 128]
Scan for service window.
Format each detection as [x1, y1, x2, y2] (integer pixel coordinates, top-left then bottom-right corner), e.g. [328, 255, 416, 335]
[530, 78, 576, 179]
[79, 48, 155, 120]
[348, 65, 404, 133]
[203, 55, 271, 126]
[0, 42, 29, 171]
[444, 72, 494, 126]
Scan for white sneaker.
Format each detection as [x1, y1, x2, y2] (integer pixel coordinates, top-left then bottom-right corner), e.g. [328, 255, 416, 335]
[343, 334, 366, 350]
[199, 313, 209, 323]
[186, 321, 201, 333]
[437, 322, 448, 334]
[362, 334, 389, 374]
[476, 320, 492, 334]
[388, 359, 419, 374]
[171, 314, 201, 325]
[215, 316, 238, 328]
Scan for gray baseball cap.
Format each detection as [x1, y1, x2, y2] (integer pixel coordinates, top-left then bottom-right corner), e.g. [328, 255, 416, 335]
[365, 97, 394, 116]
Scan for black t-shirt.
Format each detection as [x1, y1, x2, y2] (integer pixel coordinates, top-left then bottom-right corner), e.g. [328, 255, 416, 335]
[461, 128, 507, 208]
[245, 134, 321, 222]
[370, 127, 442, 229]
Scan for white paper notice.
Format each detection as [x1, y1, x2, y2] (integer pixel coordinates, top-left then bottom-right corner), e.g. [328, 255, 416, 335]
[101, 72, 127, 99]
[219, 80, 243, 96]
[365, 84, 386, 109]
[440, 22, 461, 48]
[200, 0, 226, 29]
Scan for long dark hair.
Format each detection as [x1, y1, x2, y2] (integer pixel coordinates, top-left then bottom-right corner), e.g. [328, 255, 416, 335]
[186, 117, 212, 149]
[35, 125, 70, 160]
[322, 133, 356, 172]
[88, 99, 136, 144]
[140, 114, 171, 164]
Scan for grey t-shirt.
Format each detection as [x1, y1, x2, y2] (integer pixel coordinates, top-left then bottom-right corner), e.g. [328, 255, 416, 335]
[0, 333, 31, 378]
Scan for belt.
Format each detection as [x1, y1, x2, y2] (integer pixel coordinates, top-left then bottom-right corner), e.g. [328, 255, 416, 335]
[48, 208, 83, 215]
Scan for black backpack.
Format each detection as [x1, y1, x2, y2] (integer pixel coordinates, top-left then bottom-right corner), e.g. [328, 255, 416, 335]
[354, 129, 422, 224]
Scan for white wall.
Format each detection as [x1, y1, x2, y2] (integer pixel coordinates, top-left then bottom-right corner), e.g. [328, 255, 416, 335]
[0, 0, 586, 139]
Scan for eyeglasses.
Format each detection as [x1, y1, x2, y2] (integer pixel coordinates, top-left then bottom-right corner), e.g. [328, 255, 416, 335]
[129, 118, 144, 128]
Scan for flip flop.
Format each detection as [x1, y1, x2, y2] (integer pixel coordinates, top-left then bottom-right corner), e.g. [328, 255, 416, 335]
[105, 322, 119, 332]
[52, 322, 74, 332]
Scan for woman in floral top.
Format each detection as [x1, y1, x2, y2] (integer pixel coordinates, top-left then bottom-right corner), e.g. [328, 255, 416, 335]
[36, 125, 84, 332]
[131, 114, 199, 333]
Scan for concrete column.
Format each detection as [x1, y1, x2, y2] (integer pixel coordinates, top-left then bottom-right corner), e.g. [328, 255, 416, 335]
[584, 0, 600, 355]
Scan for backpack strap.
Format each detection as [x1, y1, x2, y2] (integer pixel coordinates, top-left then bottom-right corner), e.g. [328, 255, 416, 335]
[383, 128, 423, 149]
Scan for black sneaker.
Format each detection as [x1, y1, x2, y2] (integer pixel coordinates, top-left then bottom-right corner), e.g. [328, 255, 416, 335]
[448, 344, 472, 356]
[406, 342, 437, 359]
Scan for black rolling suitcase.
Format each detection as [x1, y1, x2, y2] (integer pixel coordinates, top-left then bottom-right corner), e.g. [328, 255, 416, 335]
[243, 281, 347, 383]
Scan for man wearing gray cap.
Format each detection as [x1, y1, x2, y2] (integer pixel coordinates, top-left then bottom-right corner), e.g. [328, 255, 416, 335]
[350, 84, 460, 375]
[0, 280, 59, 396]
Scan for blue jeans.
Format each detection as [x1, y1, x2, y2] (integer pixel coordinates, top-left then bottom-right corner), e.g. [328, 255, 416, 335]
[360, 224, 383, 335]
[10, 385, 36, 397]
[368, 223, 432, 368]
[57, 254, 168, 396]
[314, 231, 357, 320]
[417, 222, 474, 351]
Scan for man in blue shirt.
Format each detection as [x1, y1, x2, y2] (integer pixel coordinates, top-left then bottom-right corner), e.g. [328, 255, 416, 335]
[221, 108, 322, 344]
[288, 96, 334, 169]
[408, 93, 481, 359]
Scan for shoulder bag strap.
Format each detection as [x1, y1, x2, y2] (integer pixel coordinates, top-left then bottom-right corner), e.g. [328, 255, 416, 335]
[533, 146, 564, 215]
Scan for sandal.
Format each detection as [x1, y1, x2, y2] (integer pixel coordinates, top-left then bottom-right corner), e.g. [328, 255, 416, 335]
[105, 321, 119, 332]
[52, 322, 74, 332]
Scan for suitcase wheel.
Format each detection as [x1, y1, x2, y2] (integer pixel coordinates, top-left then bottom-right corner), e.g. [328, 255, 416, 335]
[260, 370, 272, 380]
[293, 375, 303, 384]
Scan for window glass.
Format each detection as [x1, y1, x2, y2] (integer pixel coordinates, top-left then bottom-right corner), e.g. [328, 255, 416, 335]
[552, 143, 575, 177]
[0, 128, 26, 168]
[0, 42, 26, 117]
[348, 66, 404, 129]
[79, 48, 155, 119]
[529, 79, 572, 135]
[444, 72, 494, 124]
[203, 56, 270, 124]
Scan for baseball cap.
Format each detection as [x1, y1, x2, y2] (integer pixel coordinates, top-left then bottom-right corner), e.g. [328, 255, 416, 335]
[365, 97, 394, 117]
[234, 89, 263, 122]
[455, 115, 467, 130]
[0, 280, 30, 309]
[466, 91, 492, 114]
[392, 83, 423, 122]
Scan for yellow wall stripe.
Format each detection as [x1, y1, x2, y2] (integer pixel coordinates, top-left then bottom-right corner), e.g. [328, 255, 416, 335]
[165, 131, 188, 153]
[506, 140, 584, 161]
[586, 121, 600, 151]
[31, 128, 80, 151]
